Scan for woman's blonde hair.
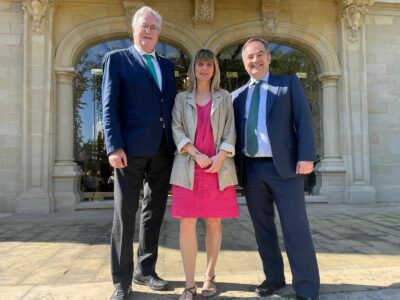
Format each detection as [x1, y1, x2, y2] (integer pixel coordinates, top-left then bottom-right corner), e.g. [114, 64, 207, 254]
[188, 49, 221, 93]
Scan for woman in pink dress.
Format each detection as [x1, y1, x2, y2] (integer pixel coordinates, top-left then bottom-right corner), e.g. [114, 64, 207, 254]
[170, 49, 239, 300]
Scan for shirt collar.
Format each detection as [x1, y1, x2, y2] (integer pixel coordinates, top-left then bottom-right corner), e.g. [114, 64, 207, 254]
[134, 44, 156, 59]
[250, 72, 270, 86]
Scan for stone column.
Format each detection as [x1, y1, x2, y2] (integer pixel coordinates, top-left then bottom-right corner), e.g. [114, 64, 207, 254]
[337, 0, 375, 203]
[16, 0, 55, 213]
[313, 73, 346, 202]
[52, 68, 83, 211]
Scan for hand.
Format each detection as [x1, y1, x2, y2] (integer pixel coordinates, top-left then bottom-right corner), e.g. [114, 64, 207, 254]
[194, 153, 212, 168]
[296, 161, 314, 175]
[205, 151, 227, 173]
[108, 148, 128, 169]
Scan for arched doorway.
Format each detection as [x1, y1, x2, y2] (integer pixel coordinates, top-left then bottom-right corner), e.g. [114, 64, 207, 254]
[218, 43, 322, 194]
[73, 38, 190, 201]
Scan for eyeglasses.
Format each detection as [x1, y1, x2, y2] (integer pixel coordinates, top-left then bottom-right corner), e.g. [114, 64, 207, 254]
[140, 23, 159, 32]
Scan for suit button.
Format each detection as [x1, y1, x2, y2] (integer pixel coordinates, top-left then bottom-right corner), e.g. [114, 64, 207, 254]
[160, 117, 164, 122]
[160, 98, 164, 103]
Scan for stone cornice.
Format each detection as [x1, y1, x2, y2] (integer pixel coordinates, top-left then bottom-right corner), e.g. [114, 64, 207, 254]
[22, 0, 54, 33]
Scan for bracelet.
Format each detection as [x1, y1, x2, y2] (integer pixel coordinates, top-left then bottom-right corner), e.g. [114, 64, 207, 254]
[191, 151, 200, 160]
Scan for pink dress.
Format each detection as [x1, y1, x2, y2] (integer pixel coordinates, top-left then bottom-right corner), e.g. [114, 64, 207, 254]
[170, 100, 239, 218]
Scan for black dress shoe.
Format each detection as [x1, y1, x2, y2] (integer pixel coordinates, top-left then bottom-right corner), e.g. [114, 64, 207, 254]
[110, 285, 132, 300]
[255, 280, 286, 296]
[132, 272, 169, 291]
[296, 296, 319, 300]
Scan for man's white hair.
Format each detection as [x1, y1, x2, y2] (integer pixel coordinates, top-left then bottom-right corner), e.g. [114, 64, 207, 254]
[132, 6, 162, 30]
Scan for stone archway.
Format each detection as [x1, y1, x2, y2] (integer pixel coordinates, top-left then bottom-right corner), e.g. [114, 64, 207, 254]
[53, 16, 201, 211]
[55, 17, 201, 68]
[205, 21, 345, 202]
[205, 21, 340, 75]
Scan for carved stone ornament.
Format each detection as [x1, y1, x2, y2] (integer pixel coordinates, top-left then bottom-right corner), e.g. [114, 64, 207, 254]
[193, 0, 214, 27]
[342, 0, 374, 43]
[22, 0, 53, 33]
[122, 1, 145, 33]
[261, 0, 280, 38]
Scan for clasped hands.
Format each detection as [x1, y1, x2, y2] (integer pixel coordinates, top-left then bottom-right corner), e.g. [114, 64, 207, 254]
[193, 151, 225, 173]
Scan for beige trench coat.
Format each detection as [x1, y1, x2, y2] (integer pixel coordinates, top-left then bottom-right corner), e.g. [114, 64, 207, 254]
[169, 89, 238, 191]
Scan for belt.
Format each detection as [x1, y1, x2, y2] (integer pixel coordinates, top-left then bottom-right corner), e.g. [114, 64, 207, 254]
[244, 156, 273, 160]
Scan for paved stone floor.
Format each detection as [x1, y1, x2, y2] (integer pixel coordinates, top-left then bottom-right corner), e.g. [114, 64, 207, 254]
[0, 201, 399, 299]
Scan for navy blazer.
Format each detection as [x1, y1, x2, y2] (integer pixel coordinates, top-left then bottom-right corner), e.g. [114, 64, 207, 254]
[232, 73, 316, 180]
[102, 46, 176, 157]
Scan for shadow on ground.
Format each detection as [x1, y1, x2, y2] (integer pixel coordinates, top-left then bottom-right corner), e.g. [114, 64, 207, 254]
[123, 281, 400, 299]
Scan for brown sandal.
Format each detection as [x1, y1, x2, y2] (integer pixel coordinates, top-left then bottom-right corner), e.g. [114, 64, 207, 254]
[201, 275, 217, 298]
[180, 286, 197, 300]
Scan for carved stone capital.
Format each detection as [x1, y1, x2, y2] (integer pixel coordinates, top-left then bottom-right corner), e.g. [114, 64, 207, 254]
[22, 0, 53, 33]
[318, 72, 341, 84]
[55, 67, 77, 83]
[193, 0, 214, 27]
[341, 0, 374, 43]
[261, 0, 280, 38]
[122, 1, 145, 33]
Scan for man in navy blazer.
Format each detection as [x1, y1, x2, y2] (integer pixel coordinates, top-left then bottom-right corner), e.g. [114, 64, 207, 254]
[232, 37, 320, 300]
[102, 6, 176, 300]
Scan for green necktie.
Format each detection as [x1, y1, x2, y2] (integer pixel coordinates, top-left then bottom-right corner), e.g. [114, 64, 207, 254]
[246, 80, 262, 157]
[143, 54, 160, 89]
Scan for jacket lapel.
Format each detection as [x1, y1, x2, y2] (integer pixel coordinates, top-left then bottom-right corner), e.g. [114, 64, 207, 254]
[157, 53, 167, 92]
[233, 85, 249, 147]
[186, 91, 196, 109]
[185, 91, 197, 142]
[266, 73, 281, 118]
[211, 90, 222, 116]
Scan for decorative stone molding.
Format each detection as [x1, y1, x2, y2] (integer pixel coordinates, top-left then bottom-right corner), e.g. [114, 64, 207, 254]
[22, 0, 53, 33]
[261, 0, 280, 38]
[122, 1, 145, 33]
[193, 0, 214, 27]
[341, 0, 374, 42]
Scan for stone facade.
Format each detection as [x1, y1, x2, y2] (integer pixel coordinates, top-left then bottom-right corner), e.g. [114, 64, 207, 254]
[0, 0, 24, 212]
[0, 0, 399, 212]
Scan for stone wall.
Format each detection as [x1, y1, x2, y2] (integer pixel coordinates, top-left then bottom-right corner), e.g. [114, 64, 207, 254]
[0, 1, 23, 212]
[0, 0, 399, 212]
[366, 7, 400, 202]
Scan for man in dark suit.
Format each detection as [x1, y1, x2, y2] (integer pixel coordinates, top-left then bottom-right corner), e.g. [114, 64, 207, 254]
[102, 6, 176, 300]
[232, 37, 320, 300]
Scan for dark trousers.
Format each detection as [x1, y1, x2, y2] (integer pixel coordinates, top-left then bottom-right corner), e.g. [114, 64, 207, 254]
[243, 157, 320, 298]
[111, 132, 173, 288]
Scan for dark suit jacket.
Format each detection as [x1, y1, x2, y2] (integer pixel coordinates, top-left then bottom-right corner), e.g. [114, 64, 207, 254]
[232, 73, 316, 181]
[102, 45, 176, 157]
